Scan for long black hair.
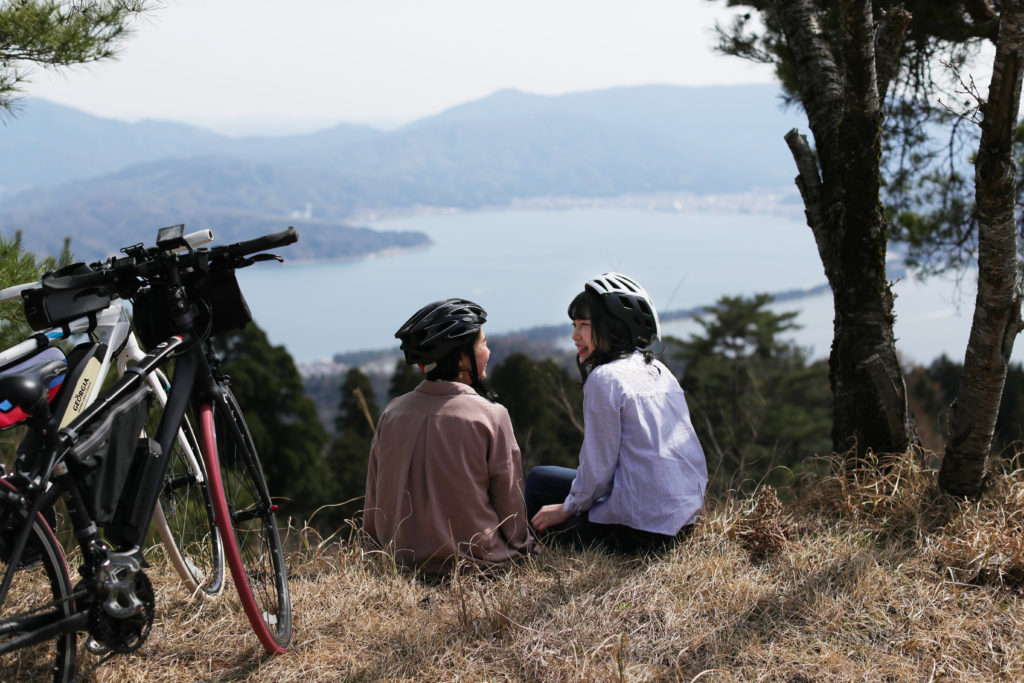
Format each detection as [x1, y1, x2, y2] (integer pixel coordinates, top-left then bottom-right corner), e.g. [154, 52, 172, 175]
[568, 289, 654, 382]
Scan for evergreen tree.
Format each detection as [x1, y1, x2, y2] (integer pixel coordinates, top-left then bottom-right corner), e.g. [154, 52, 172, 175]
[0, 0, 154, 113]
[335, 367, 378, 437]
[0, 234, 74, 467]
[210, 323, 330, 525]
[489, 353, 582, 472]
[0, 233, 72, 351]
[322, 367, 380, 529]
[671, 294, 831, 498]
[713, 1, 1024, 494]
[908, 355, 1024, 463]
[388, 359, 421, 400]
[712, 1, 918, 458]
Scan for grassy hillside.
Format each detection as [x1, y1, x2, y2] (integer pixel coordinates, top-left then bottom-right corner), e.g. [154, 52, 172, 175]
[63, 451, 1024, 681]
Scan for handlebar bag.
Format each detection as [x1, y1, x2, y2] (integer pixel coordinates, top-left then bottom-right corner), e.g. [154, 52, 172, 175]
[133, 269, 252, 350]
[195, 268, 253, 335]
[22, 263, 111, 331]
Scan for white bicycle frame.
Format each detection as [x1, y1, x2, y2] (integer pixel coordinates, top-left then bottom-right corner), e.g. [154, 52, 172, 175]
[0, 229, 223, 593]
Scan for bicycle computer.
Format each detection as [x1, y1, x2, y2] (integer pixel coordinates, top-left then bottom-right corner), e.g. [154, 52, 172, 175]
[156, 224, 187, 251]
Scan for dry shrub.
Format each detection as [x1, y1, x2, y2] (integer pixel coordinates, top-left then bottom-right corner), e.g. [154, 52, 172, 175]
[932, 468, 1024, 588]
[726, 485, 792, 560]
[796, 448, 949, 542]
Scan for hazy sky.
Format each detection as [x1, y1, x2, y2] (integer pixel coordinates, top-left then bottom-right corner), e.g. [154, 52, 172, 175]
[24, 0, 775, 135]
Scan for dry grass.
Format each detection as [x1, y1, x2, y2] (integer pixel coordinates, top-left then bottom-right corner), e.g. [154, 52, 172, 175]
[55, 453, 1024, 680]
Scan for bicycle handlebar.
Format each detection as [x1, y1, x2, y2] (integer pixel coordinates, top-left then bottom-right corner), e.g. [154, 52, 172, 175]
[39, 226, 297, 294]
[0, 229, 218, 302]
[221, 226, 297, 260]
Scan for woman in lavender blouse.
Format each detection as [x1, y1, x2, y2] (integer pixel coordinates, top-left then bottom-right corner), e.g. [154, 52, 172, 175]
[527, 273, 707, 554]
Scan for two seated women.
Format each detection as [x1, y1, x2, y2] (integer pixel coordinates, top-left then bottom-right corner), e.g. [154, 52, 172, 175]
[362, 273, 707, 573]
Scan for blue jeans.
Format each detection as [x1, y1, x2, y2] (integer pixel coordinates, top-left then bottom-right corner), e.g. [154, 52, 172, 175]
[525, 465, 683, 554]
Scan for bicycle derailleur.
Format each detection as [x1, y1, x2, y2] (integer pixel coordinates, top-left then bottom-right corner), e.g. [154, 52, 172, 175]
[84, 548, 155, 655]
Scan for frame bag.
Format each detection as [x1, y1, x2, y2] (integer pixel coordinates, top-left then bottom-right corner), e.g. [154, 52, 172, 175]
[66, 385, 159, 542]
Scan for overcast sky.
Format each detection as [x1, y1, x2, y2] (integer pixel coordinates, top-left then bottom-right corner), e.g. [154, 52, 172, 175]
[24, 0, 776, 135]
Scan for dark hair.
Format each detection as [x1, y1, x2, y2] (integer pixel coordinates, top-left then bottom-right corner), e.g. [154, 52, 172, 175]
[568, 290, 653, 382]
[422, 331, 497, 401]
[425, 340, 474, 382]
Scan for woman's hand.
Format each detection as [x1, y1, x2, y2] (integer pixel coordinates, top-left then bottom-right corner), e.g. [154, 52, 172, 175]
[532, 504, 571, 532]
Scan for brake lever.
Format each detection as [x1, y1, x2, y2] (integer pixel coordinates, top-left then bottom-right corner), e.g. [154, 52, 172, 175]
[237, 253, 284, 267]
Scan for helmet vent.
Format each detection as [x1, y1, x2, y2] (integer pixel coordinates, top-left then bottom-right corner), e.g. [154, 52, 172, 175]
[583, 272, 661, 347]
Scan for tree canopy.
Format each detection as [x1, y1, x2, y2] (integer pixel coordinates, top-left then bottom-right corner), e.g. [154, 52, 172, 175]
[711, 1, 1024, 496]
[670, 294, 831, 497]
[0, 232, 70, 351]
[212, 323, 330, 524]
[0, 0, 154, 113]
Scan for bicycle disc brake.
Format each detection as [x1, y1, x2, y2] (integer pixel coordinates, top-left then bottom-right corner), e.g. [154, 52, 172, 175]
[87, 550, 155, 654]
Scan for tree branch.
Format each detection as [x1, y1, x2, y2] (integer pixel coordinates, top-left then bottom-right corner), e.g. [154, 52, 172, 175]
[874, 4, 912, 102]
[963, 0, 1000, 43]
[773, 0, 845, 180]
[784, 128, 833, 272]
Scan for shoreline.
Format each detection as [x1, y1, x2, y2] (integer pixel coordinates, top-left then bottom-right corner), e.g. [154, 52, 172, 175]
[282, 190, 808, 268]
[344, 189, 805, 226]
[279, 240, 435, 267]
[296, 280, 835, 378]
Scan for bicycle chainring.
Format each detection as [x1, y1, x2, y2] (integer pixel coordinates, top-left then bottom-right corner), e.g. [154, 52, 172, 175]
[87, 569, 155, 654]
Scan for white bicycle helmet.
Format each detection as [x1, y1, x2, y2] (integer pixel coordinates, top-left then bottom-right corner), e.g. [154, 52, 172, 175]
[585, 272, 661, 347]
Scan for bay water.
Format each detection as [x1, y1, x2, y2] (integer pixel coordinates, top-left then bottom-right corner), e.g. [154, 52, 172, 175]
[235, 206, 1011, 368]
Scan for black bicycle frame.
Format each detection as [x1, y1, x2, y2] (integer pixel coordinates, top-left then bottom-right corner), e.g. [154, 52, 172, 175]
[0, 334, 187, 611]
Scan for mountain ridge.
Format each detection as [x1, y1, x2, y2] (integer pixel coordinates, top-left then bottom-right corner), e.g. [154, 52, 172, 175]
[0, 84, 804, 260]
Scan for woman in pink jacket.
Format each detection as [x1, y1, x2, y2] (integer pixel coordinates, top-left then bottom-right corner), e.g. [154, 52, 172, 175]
[363, 298, 533, 574]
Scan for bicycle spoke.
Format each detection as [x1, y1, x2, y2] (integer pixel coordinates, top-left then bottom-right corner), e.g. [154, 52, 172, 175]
[151, 404, 225, 596]
[0, 486, 76, 681]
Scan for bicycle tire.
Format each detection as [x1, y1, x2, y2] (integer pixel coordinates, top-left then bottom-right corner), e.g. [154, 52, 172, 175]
[199, 387, 291, 653]
[151, 402, 225, 596]
[0, 478, 76, 682]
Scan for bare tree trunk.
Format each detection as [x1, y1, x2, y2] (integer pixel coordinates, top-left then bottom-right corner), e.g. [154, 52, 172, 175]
[776, 0, 911, 459]
[940, 3, 1024, 497]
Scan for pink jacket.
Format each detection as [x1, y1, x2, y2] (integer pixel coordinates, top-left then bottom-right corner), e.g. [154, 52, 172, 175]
[363, 381, 533, 572]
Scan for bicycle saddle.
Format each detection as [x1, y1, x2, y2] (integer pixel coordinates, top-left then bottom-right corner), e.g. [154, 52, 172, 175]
[0, 358, 67, 417]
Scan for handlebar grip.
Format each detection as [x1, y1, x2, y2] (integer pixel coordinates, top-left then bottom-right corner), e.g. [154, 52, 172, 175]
[224, 226, 298, 259]
[0, 281, 41, 303]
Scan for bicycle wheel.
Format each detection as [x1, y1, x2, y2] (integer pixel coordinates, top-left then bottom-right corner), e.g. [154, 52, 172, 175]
[150, 397, 225, 596]
[0, 479, 76, 682]
[199, 387, 291, 653]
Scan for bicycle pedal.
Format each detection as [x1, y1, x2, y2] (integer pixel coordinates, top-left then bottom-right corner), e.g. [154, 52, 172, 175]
[85, 637, 111, 655]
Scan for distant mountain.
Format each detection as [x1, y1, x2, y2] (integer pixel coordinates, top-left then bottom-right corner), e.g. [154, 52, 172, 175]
[0, 84, 805, 260]
[0, 99, 221, 196]
[0, 99, 383, 197]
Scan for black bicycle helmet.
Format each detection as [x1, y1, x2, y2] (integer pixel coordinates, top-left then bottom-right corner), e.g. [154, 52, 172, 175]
[395, 298, 487, 368]
[585, 272, 661, 348]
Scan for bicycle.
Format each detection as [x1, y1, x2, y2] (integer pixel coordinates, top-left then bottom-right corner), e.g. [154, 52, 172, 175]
[0, 224, 295, 680]
[0, 229, 225, 598]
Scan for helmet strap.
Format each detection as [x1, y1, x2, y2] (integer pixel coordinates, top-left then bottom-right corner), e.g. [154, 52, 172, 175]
[467, 351, 497, 402]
